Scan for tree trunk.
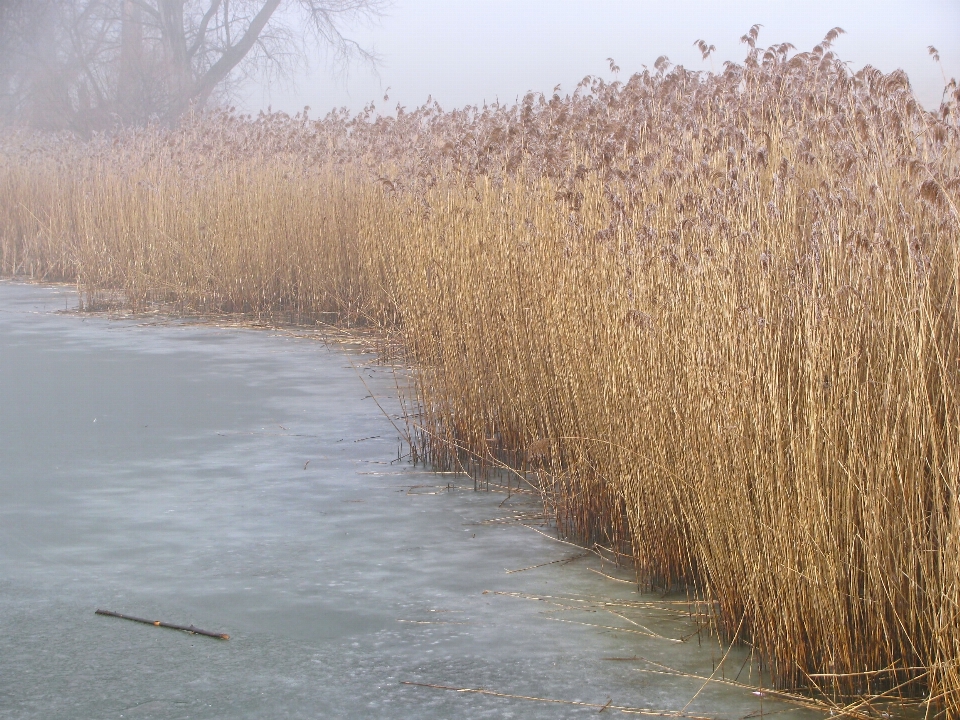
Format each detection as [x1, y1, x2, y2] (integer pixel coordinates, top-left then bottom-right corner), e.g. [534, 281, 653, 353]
[117, 0, 143, 120]
[158, 0, 191, 116]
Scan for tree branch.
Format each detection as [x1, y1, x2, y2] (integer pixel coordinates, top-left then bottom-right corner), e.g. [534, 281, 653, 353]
[191, 0, 281, 107]
[187, 0, 222, 60]
[126, 0, 160, 20]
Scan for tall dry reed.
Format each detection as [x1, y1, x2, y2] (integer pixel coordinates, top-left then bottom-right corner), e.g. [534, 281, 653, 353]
[3, 31, 959, 714]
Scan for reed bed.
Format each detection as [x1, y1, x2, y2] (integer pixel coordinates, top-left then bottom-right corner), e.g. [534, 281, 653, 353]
[2, 32, 959, 715]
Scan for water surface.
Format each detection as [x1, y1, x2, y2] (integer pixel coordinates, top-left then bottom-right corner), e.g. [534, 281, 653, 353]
[0, 281, 819, 719]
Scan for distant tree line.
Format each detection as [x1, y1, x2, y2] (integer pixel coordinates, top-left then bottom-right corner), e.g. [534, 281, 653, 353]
[0, 0, 385, 133]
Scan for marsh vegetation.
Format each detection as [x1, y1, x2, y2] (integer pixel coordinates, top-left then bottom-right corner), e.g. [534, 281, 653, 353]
[2, 30, 960, 716]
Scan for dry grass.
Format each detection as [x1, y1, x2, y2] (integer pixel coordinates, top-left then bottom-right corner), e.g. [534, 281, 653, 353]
[2, 32, 960, 715]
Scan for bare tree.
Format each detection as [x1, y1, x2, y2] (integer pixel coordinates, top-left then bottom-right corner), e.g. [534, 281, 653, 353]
[1, 0, 387, 130]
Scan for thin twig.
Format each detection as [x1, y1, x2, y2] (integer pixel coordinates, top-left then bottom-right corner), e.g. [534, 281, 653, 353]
[399, 681, 713, 718]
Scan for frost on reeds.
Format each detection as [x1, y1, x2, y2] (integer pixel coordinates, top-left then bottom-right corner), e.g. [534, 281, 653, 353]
[2, 31, 960, 714]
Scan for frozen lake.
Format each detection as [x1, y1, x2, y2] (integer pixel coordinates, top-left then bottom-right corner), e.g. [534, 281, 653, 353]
[0, 281, 818, 719]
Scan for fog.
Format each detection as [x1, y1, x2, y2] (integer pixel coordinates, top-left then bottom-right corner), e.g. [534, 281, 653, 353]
[239, 0, 960, 116]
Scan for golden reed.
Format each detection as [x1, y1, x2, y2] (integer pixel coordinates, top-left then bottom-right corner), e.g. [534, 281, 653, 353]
[3, 32, 959, 714]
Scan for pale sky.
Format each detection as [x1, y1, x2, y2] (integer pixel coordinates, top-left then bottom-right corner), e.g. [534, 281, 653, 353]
[239, 0, 960, 116]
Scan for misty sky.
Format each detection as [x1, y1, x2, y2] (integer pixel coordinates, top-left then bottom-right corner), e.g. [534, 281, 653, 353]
[239, 0, 960, 116]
